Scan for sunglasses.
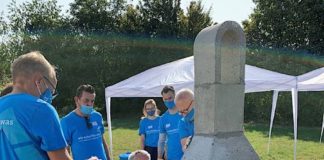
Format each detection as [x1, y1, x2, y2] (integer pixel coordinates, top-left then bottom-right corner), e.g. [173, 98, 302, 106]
[84, 116, 93, 129]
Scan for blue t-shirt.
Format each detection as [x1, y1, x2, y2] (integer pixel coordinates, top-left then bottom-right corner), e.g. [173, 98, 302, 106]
[159, 111, 183, 160]
[139, 117, 160, 147]
[179, 118, 194, 139]
[0, 93, 67, 160]
[61, 111, 107, 160]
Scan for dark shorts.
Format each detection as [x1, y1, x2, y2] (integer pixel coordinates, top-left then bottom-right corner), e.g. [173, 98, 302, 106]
[144, 146, 157, 160]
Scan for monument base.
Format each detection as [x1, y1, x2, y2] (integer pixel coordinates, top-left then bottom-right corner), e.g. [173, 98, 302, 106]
[182, 132, 259, 160]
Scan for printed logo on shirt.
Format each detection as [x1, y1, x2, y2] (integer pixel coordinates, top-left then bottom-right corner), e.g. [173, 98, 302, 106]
[0, 119, 13, 126]
[148, 125, 153, 129]
[165, 123, 171, 128]
[146, 129, 159, 134]
[77, 133, 101, 142]
[166, 129, 179, 135]
[92, 121, 98, 126]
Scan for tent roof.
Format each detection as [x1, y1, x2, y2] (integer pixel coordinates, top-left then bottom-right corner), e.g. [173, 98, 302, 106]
[105, 56, 296, 97]
[297, 67, 324, 91]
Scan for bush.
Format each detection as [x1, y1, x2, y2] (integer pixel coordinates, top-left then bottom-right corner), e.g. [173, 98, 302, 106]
[18, 32, 192, 117]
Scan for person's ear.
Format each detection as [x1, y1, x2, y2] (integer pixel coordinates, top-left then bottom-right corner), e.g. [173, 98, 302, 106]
[33, 78, 42, 90]
[35, 80, 41, 86]
[32, 73, 43, 86]
[74, 96, 79, 106]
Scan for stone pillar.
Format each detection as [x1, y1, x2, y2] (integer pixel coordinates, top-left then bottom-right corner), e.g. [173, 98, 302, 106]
[182, 21, 259, 160]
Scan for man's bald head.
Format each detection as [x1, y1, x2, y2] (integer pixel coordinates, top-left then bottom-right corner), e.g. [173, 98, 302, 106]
[175, 88, 194, 115]
[128, 150, 150, 160]
[175, 88, 194, 102]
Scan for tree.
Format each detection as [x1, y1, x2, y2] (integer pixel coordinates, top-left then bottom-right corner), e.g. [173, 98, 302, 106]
[139, 0, 182, 38]
[185, 0, 212, 40]
[5, 0, 65, 53]
[70, 0, 126, 33]
[243, 0, 324, 55]
[0, 14, 12, 84]
[242, 0, 324, 126]
[0, 0, 64, 84]
[8, 0, 63, 34]
[120, 4, 143, 34]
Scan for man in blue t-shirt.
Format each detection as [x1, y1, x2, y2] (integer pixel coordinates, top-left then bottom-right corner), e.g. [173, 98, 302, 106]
[0, 51, 71, 160]
[61, 84, 110, 160]
[158, 85, 183, 160]
[175, 88, 195, 152]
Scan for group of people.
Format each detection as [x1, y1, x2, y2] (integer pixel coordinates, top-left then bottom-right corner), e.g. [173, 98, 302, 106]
[137, 86, 195, 160]
[0, 51, 110, 160]
[0, 51, 195, 160]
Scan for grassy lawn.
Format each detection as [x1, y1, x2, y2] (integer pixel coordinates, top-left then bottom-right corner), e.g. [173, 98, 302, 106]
[104, 118, 324, 160]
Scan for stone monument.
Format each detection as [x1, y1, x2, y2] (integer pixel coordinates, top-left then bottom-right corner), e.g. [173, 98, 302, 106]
[182, 21, 259, 160]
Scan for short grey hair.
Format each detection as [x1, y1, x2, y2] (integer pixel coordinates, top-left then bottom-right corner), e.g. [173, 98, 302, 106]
[11, 51, 56, 81]
[128, 150, 151, 160]
[175, 88, 194, 103]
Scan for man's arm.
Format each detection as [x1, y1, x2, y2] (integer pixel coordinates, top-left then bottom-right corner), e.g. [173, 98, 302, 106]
[47, 148, 72, 160]
[140, 134, 145, 150]
[157, 133, 166, 159]
[102, 136, 111, 160]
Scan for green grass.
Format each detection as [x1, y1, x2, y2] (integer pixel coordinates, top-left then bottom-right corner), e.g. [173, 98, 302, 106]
[104, 118, 324, 160]
[245, 124, 324, 160]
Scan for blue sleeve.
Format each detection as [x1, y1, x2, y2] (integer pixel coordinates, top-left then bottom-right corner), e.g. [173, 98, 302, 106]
[159, 116, 166, 134]
[100, 119, 105, 134]
[97, 113, 105, 134]
[31, 104, 67, 151]
[60, 118, 71, 145]
[139, 119, 145, 135]
[179, 119, 189, 139]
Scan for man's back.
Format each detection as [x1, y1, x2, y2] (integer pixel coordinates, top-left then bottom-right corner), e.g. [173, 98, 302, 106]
[0, 93, 67, 160]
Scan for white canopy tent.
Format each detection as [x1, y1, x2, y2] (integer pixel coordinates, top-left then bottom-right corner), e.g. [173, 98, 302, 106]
[105, 56, 298, 159]
[264, 67, 324, 160]
[297, 67, 324, 91]
[295, 67, 324, 143]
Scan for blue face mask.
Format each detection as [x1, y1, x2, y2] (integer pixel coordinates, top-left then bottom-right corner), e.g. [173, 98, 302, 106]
[164, 100, 175, 109]
[147, 110, 156, 116]
[39, 88, 53, 104]
[184, 108, 195, 122]
[80, 105, 94, 115]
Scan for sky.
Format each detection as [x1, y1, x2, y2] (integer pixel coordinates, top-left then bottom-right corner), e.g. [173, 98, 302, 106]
[0, 0, 255, 24]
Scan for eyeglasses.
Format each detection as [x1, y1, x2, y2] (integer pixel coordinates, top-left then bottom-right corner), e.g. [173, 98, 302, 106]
[179, 100, 193, 114]
[43, 76, 58, 99]
[84, 116, 93, 129]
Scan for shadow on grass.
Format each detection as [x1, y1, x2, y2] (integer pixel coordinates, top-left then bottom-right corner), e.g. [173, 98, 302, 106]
[244, 123, 322, 143]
